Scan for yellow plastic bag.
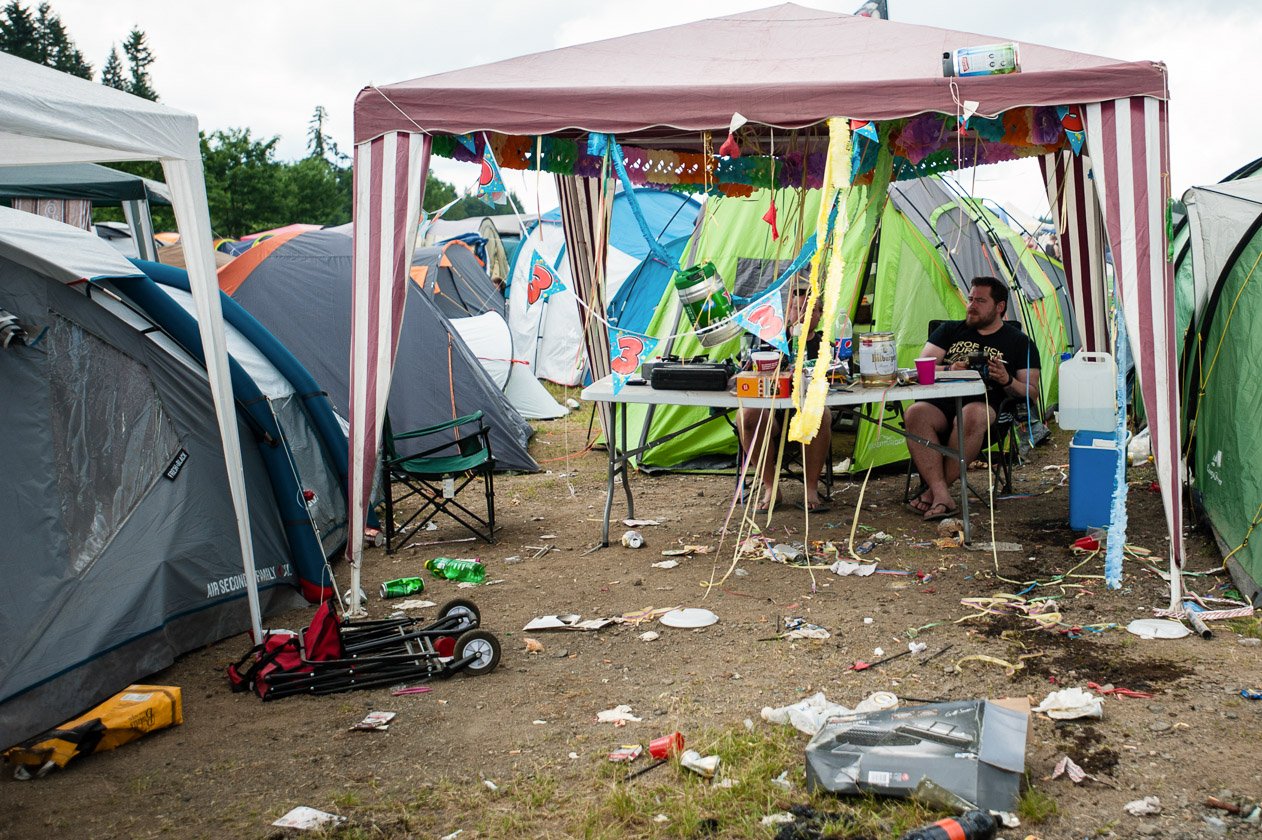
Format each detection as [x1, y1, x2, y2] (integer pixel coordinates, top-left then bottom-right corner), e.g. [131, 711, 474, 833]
[3, 685, 182, 777]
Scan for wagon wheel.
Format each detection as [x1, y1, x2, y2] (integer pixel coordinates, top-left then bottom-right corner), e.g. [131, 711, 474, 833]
[438, 598, 480, 631]
[454, 629, 501, 675]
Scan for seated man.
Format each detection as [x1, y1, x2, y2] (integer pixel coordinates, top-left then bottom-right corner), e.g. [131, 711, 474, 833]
[904, 276, 1040, 520]
[737, 272, 832, 514]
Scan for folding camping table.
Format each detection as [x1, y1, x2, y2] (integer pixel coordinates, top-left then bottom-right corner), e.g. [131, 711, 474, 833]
[580, 371, 987, 546]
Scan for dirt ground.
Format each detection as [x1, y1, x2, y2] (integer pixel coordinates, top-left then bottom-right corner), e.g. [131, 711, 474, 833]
[3, 406, 1261, 840]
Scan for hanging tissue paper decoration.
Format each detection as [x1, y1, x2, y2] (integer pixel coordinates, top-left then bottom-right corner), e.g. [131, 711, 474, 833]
[608, 331, 658, 395]
[762, 197, 779, 241]
[956, 100, 980, 134]
[477, 142, 508, 205]
[731, 286, 791, 354]
[526, 251, 565, 304]
[1058, 106, 1086, 155]
[720, 112, 747, 159]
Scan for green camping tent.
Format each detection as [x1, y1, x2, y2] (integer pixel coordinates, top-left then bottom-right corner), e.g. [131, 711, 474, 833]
[1180, 175, 1262, 601]
[625, 176, 1072, 473]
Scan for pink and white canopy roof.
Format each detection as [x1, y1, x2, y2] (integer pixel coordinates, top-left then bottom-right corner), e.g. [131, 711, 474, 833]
[355, 3, 1165, 144]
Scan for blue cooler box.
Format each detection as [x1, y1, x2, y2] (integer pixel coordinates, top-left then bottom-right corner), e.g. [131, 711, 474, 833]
[1069, 430, 1126, 530]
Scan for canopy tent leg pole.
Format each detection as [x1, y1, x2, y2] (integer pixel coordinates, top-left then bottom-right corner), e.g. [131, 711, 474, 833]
[122, 198, 157, 262]
[347, 131, 431, 617]
[162, 158, 264, 641]
[1083, 95, 1184, 609]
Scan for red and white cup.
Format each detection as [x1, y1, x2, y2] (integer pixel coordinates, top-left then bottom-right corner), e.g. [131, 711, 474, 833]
[648, 731, 685, 759]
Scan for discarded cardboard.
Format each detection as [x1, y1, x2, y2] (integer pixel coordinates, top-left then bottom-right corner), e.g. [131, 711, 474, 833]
[804, 698, 1029, 812]
[523, 614, 614, 631]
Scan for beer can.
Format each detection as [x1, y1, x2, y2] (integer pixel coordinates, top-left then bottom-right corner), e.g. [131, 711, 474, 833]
[858, 332, 898, 386]
[380, 576, 424, 599]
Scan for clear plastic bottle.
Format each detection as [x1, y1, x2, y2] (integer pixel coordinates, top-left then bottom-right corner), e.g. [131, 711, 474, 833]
[833, 310, 854, 374]
[424, 557, 486, 583]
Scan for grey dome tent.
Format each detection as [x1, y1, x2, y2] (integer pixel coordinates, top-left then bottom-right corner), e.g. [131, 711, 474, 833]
[219, 229, 540, 472]
[0, 207, 302, 750]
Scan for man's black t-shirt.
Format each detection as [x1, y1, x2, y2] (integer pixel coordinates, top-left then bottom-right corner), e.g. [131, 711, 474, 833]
[928, 320, 1040, 402]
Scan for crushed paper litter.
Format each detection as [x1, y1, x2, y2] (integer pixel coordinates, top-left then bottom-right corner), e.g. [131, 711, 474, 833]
[829, 560, 877, 577]
[1052, 755, 1088, 783]
[596, 705, 642, 725]
[1125, 796, 1162, 816]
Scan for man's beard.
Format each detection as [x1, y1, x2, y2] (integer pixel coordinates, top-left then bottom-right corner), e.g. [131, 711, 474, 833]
[965, 310, 999, 329]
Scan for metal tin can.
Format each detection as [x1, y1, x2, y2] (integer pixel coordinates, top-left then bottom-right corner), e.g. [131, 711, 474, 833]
[380, 576, 424, 599]
[673, 262, 742, 347]
[858, 332, 897, 385]
[951, 42, 1020, 78]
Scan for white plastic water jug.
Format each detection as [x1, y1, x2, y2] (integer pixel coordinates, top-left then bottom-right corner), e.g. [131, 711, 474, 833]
[1058, 351, 1117, 432]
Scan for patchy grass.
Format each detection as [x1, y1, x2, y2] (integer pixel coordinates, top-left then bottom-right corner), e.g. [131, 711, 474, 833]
[1017, 784, 1059, 824]
[1227, 617, 1262, 640]
[315, 723, 961, 838]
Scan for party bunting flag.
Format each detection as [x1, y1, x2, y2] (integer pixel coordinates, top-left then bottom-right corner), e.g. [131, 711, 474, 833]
[417, 196, 460, 240]
[477, 142, 508, 205]
[850, 120, 878, 143]
[1058, 106, 1085, 155]
[731, 286, 791, 354]
[526, 251, 566, 305]
[608, 331, 658, 395]
[455, 134, 478, 155]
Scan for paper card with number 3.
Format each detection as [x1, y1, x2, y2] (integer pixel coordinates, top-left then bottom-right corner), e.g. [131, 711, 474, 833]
[731, 287, 790, 354]
[608, 330, 657, 395]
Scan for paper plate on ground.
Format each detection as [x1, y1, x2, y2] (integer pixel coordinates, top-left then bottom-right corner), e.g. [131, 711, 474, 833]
[660, 608, 719, 628]
[1126, 618, 1190, 639]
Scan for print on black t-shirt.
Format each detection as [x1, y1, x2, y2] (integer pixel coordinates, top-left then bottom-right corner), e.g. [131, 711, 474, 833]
[928, 320, 1041, 402]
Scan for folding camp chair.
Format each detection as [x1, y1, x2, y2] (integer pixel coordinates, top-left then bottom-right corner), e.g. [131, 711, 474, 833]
[381, 411, 496, 551]
[227, 598, 501, 700]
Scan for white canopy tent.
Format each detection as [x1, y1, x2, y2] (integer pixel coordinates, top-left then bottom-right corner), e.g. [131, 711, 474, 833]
[0, 52, 264, 640]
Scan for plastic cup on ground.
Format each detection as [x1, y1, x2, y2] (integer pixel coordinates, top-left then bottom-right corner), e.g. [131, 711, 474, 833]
[915, 357, 936, 385]
[752, 351, 780, 372]
[649, 731, 684, 759]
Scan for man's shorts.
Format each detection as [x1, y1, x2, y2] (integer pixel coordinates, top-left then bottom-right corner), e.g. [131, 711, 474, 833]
[920, 394, 993, 422]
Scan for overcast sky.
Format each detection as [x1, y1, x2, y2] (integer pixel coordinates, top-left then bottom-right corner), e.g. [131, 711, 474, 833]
[42, 0, 1262, 217]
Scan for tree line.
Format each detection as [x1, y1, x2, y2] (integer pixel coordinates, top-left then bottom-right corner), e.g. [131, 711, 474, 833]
[1, 1, 508, 239]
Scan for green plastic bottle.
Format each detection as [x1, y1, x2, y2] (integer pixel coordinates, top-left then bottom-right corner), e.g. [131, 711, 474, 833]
[425, 557, 486, 583]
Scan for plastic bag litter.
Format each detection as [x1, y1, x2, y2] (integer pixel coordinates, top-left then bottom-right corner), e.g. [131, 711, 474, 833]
[1033, 687, 1104, 720]
[761, 692, 852, 735]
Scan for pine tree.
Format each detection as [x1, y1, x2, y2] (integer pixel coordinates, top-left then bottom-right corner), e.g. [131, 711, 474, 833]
[100, 46, 125, 89]
[0, 2, 44, 63]
[307, 106, 328, 160]
[121, 27, 156, 101]
[35, 3, 90, 79]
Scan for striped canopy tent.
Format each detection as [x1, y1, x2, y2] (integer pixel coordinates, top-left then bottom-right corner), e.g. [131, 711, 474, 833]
[349, 3, 1183, 606]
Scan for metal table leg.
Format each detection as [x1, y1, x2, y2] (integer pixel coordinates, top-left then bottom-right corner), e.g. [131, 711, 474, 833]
[956, 395, 972, 544]
[620, 400, 634, 520]
[600, 403, 618, 547]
